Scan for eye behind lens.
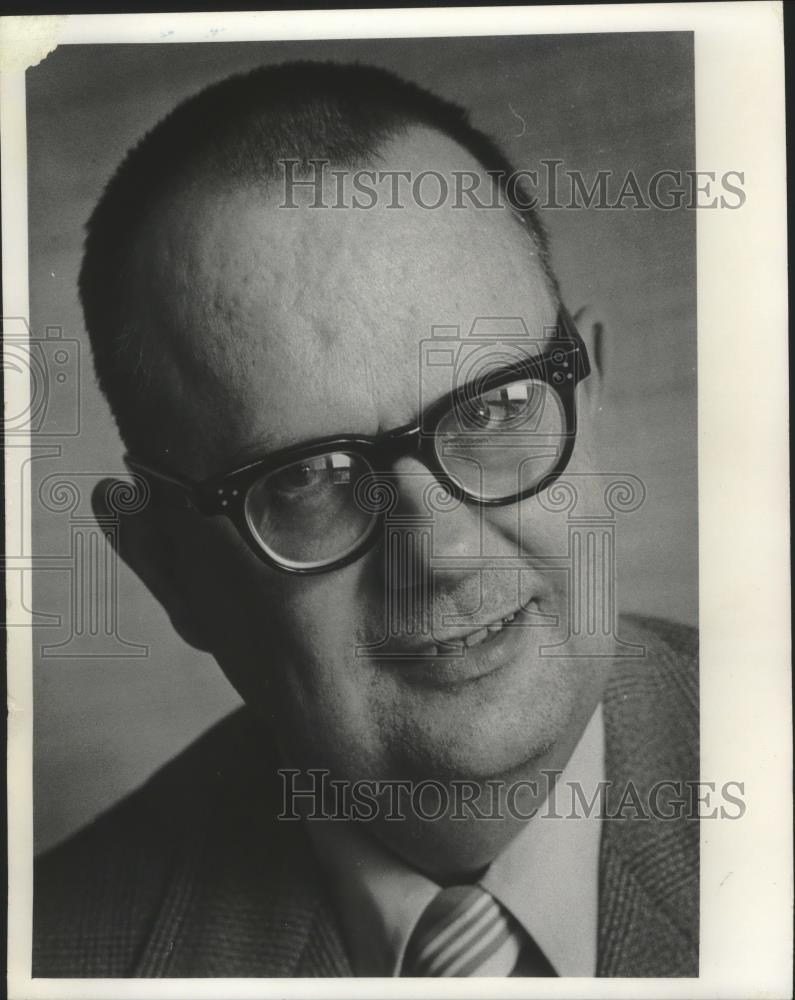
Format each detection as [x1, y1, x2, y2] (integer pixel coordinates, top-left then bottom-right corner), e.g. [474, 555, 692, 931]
[243, 450, 379, 569]
[433, 379, 568, 502]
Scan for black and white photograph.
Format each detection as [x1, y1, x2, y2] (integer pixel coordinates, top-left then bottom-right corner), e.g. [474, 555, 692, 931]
[3, 5, 790, 997]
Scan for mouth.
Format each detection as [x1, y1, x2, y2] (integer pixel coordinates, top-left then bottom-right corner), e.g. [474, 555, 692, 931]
[431, 596, 543, 656]
[368, 595, 548, 688]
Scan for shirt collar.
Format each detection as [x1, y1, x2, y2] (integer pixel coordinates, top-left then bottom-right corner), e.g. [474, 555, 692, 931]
[307, 703, 604, 976]
[307, 809, 438, 976]
[480, 702, 604, 975]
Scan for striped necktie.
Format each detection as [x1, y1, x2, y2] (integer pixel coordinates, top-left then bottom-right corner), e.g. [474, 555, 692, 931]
[400, 885, 525, 977]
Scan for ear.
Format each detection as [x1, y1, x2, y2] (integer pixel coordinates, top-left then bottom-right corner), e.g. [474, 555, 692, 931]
[572, 305, 606, 426]
[91, 477, 213, 652]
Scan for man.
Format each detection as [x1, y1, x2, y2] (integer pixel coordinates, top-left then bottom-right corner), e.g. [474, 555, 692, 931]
[33, 62, 698, 978]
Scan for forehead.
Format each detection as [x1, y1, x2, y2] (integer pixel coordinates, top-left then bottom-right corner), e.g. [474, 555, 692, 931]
[133, 128, 555, 476]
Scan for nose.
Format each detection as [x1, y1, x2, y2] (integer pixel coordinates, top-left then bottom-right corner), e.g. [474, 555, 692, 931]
[372, 456, 523, 603]
[360, 458, 478, 638]
[359, 458, 526, 646]
[390, 455, 481, 559]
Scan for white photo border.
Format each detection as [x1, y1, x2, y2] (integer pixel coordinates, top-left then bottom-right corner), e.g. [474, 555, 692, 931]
[3, 3, 790, 998]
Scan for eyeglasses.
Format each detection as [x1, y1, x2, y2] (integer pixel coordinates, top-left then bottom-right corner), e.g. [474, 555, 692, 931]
[126, 305, 590, 575]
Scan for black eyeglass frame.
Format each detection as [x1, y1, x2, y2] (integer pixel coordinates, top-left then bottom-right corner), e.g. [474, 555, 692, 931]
[126, 305, 590, 575]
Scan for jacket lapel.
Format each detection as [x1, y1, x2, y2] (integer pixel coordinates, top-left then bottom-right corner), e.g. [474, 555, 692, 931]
[131, 709, 353, 977]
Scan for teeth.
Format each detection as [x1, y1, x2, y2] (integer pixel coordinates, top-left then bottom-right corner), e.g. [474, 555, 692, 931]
[465, 627, 490, 648]
[432, 603, 537, 656]
[434, 641, 462, 656]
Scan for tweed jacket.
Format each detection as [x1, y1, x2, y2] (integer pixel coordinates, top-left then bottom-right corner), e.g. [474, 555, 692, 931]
[33, 614, 699, 978]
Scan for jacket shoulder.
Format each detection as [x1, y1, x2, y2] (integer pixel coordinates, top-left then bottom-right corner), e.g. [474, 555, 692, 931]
[598, 614, 700, 975]
[612, 613, 699, 721]
[33, 708, 274, 977]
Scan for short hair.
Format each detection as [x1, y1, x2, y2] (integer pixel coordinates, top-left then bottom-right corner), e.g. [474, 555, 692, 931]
[79, 60, 558, 456]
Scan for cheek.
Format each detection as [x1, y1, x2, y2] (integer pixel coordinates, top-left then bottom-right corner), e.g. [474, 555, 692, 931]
[209, 551, 374, 709]
[511, 429, 603, 545]
[252, 577, 389, 777]
[485, 495, 570, 563]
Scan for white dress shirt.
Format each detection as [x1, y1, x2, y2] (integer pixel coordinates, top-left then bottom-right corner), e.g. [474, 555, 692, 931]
[307, 704, 605, 976]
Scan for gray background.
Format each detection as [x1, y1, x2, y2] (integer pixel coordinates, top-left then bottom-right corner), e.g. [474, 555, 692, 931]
[27, 34, 696, 854]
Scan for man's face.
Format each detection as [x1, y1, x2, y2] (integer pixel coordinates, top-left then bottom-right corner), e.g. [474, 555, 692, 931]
[130, 127, 609, 870]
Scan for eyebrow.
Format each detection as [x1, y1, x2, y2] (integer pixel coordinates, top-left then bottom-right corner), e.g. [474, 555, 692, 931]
[219, 350, 555, 475]
[223, 432, 299, 471]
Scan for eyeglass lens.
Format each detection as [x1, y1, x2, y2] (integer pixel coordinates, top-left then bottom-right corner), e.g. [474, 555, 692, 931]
[244, 375, 569, 568]
[434, 377, 566, 501]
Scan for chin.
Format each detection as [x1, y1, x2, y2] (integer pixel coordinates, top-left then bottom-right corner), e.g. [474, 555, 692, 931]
[372, 790, 533, 882]
[369, 727, 570, 881]
[393, 670, 577, 786]
[430, 726, 559, 787]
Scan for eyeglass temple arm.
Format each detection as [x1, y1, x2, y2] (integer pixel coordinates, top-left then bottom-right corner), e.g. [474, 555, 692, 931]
[124, 455, 199, 511]
[556, 304, 591, 380]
